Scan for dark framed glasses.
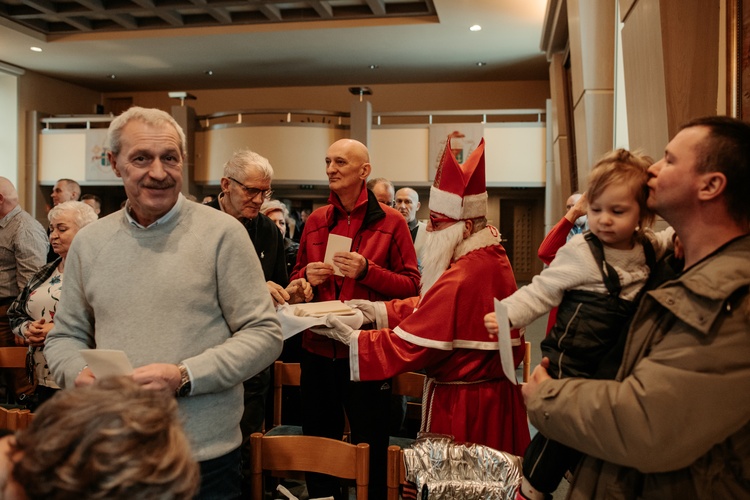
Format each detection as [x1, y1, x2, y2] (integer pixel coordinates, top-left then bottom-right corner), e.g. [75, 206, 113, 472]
[228, 177, 273, 200]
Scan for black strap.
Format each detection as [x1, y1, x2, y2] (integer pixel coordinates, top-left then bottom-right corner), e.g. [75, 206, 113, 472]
[583, 231, 622, 298]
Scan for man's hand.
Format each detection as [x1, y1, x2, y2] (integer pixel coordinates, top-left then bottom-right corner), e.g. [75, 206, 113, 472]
[484, 312, 499, 338]
[267, 281, 291, 306]
[333, 251, 368, 279]
[522, 357, 552, 403]
[132, 363, 181, 393]
[305, 261, 334, 286]
[285, 278, 313, 304]
[74, 366, 96, 387]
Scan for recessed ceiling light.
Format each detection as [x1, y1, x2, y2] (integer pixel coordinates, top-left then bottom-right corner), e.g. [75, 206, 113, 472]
[109, 74, 116, 79]
[476, 62, 487, 67]
[469, 25, 482, 32]
[30, 46, 42, 52]
[205, 70, 213, 76]
[369, 65, 379, 70]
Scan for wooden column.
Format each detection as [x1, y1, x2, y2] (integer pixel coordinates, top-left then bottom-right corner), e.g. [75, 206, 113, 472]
[620, 0, 720, 157]
[567, 0, 616, 185]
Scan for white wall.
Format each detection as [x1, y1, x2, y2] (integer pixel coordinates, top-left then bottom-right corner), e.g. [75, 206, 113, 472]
[0, 74, 18, 187]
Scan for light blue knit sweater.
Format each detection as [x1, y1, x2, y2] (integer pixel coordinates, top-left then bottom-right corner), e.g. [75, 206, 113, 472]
[45, 197, 282, 461]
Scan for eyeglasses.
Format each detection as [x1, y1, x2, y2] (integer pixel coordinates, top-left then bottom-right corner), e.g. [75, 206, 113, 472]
[228, 177, 273, 200]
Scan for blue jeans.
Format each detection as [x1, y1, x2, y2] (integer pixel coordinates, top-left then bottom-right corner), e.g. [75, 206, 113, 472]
[196, 447, 242, 500]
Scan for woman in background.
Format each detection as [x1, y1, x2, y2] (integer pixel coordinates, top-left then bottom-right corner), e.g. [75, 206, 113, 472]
[8, 201, 97, 408]
[261, 199, 300, 278]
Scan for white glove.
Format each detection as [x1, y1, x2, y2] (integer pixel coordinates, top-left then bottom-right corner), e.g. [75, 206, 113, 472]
[345, 299, 388, 329]
[310, 315, 355, 345]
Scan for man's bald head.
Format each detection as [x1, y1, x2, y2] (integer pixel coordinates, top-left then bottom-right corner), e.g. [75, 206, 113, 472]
[0, 177, 20, 216]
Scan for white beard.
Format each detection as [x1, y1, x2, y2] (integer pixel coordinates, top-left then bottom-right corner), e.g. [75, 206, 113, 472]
[420, 222, 465, 296]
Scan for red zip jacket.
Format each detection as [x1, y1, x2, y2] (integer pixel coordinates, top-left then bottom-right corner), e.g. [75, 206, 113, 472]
[291, 184, 420, 359]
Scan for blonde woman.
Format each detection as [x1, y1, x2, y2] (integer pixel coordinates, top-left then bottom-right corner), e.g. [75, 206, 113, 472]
[8, 201, 97, 407]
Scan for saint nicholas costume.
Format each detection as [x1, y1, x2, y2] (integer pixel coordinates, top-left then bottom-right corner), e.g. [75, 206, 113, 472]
[347, 138, 530, 455]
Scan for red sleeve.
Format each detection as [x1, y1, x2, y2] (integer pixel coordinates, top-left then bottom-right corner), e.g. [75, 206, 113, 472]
[537, 217, 574, 265]
[385, 296, 420, 327]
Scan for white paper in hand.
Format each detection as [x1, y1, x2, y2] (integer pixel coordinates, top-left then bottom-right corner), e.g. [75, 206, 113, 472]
[324, 234, 352, 276]
[80, 349, 134, 379]
[494, 298, 518, 385]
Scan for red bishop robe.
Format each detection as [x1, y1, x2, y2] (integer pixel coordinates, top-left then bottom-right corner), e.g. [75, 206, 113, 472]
[349, 229, 531, 456]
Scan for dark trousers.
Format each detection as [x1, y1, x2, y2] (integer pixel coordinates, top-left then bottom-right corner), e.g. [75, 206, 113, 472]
[301, 350, 391, 500]
[239, 366, 271, 496]
[523, 433, 582, 494]
[196, 447, 242, 500]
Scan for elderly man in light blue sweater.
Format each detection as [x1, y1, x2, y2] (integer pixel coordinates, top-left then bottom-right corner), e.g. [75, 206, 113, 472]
[45, 107, 282, 500]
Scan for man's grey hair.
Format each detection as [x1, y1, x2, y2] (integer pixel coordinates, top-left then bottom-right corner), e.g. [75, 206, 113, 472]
[367, 177, 394, 192]
[223, 149, 274, 183]
[48, 200, 98, 228]
[107, 107, 187, 157]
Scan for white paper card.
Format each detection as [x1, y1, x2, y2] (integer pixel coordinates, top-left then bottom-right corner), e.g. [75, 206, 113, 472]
[494, 298, 518, 385]
[323, 234, 352, 276]
[80, 349, 134, 379]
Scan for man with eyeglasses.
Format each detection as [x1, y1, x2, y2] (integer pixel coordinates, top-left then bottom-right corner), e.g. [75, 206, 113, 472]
[206, 149, 312, 494]
[291, 138, 420, 500]
[366, 177, 395, 207]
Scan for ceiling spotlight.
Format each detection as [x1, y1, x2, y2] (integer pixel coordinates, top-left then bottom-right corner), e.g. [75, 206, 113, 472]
[109, 74, 116, 79]
[369, 65, 379, 70]
[30, 46, 42, 52]
[476, 62, 487, 67]
[469, 25, 482, 32]
[205, 70, 213, 76]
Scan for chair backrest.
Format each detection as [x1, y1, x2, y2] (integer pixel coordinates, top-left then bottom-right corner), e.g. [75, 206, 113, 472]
[391, 371, 425, 428]
[0, 406, 33, 431]
[391, 371, 424, 399]
[272, 361, 300, 428]
[270, 360, 350, 441]
[0, 347, 28, 369]
[250, 432, 369, 500]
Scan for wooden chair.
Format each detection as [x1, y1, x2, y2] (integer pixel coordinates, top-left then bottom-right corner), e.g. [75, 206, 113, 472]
[0, 347, 31, 406]
[266, 360, 350, 441]
[0, 347, 28, 369]
[386, 444, 407, 500]
[250, 432, 370, 500]
[265, 361, 302, 437]
[389, 371, 425, 449]
[0, 406, 33, 431]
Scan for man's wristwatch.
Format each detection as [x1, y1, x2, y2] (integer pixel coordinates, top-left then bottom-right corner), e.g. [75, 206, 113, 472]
[176, 363, 192, 397]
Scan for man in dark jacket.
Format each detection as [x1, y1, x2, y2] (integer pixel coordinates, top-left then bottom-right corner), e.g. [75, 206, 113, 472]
[291, 138, 420, 500]
[207, 149, 311, 493]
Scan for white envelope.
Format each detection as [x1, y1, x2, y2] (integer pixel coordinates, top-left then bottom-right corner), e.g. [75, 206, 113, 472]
[80, 349, 134, 379]
[494, 298, 518, 385]
[323, 234, 352, 276]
